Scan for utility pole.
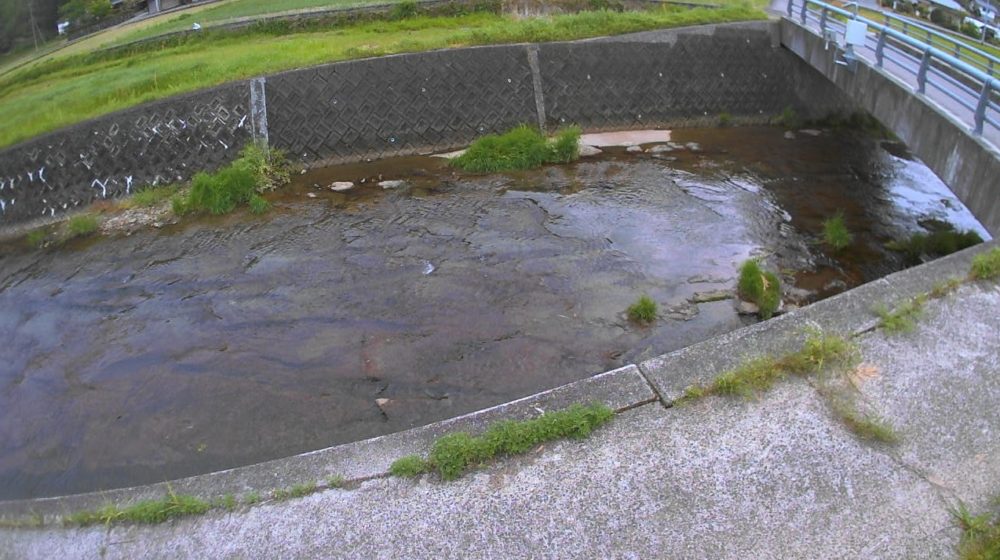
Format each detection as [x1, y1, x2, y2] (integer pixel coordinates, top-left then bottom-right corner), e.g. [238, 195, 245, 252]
[27, 0, 41, 51]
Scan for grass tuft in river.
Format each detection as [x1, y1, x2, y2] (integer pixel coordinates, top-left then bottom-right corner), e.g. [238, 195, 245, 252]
[822, 212, 853, 251]
[451, 125, 581, 173]
[626, 295, 658, 324]
[172, 144, 290, 216]
[737, 259, 781, 319]
[887, 225, 983, 264]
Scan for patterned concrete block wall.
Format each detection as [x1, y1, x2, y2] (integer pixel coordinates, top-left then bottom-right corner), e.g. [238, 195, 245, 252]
[265, 45, 541, 166]
[538, 24, 848, 129]
[0, 82, 254, 225]
[0, 21, 856, 228]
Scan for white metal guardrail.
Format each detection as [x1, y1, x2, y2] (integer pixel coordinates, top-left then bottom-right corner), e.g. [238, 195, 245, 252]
[785, 0, 1000, 136]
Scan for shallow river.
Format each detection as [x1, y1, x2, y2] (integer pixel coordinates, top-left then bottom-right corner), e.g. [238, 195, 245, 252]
[0, 126, 988, 500]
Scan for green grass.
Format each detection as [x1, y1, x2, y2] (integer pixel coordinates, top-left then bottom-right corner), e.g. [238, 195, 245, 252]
[970, 248, 1000, 280]
[718, 112, 732, 127]
[25, 228, 47, 248]
[327, 475, 346, 488]
[737, 259, 781, 319]
[389, 403, 615, 480]
[953, 501, 1000, 560]
[65, 491, 210, 526]
[627, 295, 658, 324]
[774, 106, 801, 129]
[172, 144, 288, 215]
[822, 212, 853, 251]
[0, 6, 764, 149]
[124, 184, 180, 208]
[66, 214, 100, 237]
[272, 482, 317, 500]
[451, 125, 581, 173]
[886, 228, 982, 263]
[213, 494, 238, 511]
[825, 390, 899, 444]
[686, 330, 856, 399]
[243, 491, 262, 505]
[390, 455, 431, 477]
[873, 294, 926, 334]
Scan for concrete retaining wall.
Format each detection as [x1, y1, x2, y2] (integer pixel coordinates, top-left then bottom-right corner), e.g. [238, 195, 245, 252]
[0, 21, 855, 227]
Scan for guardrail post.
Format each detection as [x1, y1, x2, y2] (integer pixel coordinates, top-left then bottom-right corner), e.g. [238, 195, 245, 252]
[800, 0, 807, 24]
[787, 0, 793, 17]
[917, 48, 931, 94]
[820, 7, 828, 33]
[876, 28, 887, 67]
[974, 82, 990, 134]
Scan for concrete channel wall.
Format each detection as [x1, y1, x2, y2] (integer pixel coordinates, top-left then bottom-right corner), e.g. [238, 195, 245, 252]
[779, 19, 1000, 236]
[0, 21, 855, 227]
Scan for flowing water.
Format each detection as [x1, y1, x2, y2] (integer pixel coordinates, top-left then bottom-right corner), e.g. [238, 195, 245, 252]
[0, 126, 988, 500]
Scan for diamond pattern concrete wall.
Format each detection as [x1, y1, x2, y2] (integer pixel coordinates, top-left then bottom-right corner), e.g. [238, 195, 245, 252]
[0, 82, 252, 225]
[0, 22, 855, 228]
[265, 45, 540, 166]
[537, 24, 851, 130]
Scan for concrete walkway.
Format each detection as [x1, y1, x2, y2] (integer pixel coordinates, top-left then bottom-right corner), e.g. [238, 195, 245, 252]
[2, 250, 999, 558]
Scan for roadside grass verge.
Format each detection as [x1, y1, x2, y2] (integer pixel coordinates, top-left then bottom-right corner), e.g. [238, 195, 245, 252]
[451, 125, 581, 173]
[737, 259, 781, 319]
[0, 5, 765, 149]
[390, 403, 615, 480]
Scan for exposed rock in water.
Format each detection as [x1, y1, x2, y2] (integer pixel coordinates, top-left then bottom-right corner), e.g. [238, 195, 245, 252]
[578, 144, 603, 157]
[647, 144, 674, 154]
[736, 299, 760, 315]
[626, 145, 643, 153]
[690, 289, 732, 304]
[330, 182, 355, 192]
[687, 274, 732, 284]
[799, 129, 822, 136]
[379, 180, 407, 189]
[664, 301, 699, 321]
[784, 131, 796, 140]
[684, 142, 701, 152]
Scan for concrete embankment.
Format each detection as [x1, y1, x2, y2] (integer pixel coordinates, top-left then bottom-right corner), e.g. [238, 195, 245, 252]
[2, 243, 997, 559]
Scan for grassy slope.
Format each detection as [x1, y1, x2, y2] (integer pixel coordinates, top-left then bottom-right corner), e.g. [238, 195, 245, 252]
[111, 0, 388, 46]
[0, 5, 764, 149]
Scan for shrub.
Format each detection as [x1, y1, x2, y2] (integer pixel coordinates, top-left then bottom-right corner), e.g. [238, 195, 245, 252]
[718, 112, 732, 127]
[775, 106, 801, 129]
[451, 125, 582, 173]
[128, 184, 179, 208]
[737, 259, 781, 319]
[822, 212, 854, 251]
[627, 295, 658, 324]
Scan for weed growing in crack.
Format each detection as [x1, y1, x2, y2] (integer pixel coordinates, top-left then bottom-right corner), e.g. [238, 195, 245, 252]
[873, 294, 926, 334]
[390, 403, 614, 481]
[952, 500, 1000, 560]
[971, 248, 1000, 280]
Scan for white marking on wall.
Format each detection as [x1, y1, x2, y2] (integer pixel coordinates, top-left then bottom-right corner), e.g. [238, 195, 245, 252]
[91, 178, 108, 198]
